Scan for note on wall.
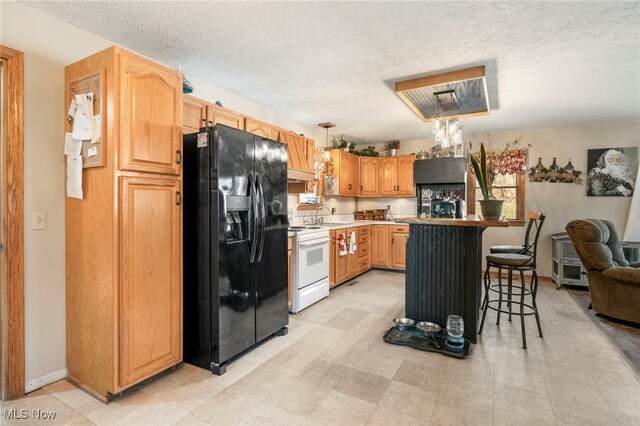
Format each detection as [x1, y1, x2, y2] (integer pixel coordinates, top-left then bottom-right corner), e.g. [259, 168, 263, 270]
[64, 132, 82, 156]
[91, 114, 102, 144]
[66, 154, 83, 200]
[70, 93, 94, 140]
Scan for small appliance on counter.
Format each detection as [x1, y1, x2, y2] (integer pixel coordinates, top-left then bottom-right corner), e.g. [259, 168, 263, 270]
[414, 157, 467, 218]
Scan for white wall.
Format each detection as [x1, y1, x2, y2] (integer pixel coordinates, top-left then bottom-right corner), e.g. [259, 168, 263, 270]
[0, 1, 321, 390]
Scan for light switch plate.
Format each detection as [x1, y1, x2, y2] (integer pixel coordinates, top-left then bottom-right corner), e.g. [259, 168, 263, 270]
[32, 212, 46, 230]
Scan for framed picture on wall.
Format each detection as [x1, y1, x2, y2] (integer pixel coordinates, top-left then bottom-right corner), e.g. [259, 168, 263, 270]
[587, 147, 638, 196]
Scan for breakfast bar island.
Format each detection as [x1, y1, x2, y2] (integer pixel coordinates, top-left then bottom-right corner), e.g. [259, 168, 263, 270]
[395, 216, 509, 343]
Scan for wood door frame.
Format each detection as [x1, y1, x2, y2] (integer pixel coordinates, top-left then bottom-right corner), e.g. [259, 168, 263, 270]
[0, 46, 25, 400]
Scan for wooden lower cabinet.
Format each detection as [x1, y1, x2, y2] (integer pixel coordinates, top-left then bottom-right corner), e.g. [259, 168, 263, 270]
[372, 225, 390, 267]
[390, 226, 409, 269]
[119, 176, 182, 387]
[288, 237, 293, 309]
[329, 224, 405, 288]
[330, 230, 348, 287]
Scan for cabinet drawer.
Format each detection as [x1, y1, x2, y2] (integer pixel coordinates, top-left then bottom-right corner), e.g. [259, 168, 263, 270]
[359, 243, 370, 258]
[358, 227, 369, 236]
[358, 256, 370, 272]
[358, 234, 369, 244]
[391, 225, 409, 233]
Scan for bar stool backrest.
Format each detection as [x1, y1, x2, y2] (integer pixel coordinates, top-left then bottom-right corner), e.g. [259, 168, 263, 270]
[523, 211, 545, 267]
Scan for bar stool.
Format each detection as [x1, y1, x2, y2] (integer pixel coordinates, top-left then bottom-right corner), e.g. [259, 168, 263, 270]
[479, 211, 545, 349]
[481, 214, 542, 309]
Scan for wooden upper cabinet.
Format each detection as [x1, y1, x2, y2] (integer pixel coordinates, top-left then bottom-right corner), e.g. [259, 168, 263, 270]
[244, 117, 272, 138]
[329, 150, 357, 196]
[183, 95, 206, 134]
[119, 51, 182, 175]
[397, 156, 416, 196]
[372, 225, 390, 267]
[349, 154, 359, 196]
[359, 157, 379, 196]
[379, 157, 397, 196]
[206, 105, 242, 130]
[118, 176, 182, 388]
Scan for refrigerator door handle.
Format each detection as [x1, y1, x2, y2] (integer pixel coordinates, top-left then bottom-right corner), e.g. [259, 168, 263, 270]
[256, 174, 266, 262]
[248, 173, 258, 263]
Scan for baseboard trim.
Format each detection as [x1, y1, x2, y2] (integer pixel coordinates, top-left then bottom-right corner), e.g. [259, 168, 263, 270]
[25, 368, 67, 393]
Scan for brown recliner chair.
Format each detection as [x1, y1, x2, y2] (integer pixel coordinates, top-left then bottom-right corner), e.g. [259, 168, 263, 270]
[565, 219, 640, 324]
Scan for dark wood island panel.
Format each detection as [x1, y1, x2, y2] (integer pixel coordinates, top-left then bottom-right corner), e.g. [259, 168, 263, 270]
[397, 216, 508, 343]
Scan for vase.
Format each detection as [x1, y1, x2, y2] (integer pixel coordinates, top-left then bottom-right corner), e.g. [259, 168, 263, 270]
[389, 149, 397, 156]
[478, 200, 504, 220]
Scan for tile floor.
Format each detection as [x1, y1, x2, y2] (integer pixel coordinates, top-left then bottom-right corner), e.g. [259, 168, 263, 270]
[3, 270, 639, 425]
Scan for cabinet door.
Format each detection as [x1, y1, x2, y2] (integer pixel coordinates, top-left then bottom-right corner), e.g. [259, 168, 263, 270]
[183, 95, 206, 134]
[347, 228, 359, 277]
[391, 232, 409, 269]
[119, 176, 182, 387]
[244, 117, 272, 138]
[206, 105, 242, 130]
[119, 51, 182, 175]
[372, 226, 390, 267]
[348, 154, 359, 196]
[379, 158, 397, 196]
[396, 156, 415, 196]
[335, 231, 348, 285]
[359, 158, 379, 196]
[338, 151, 353, 195]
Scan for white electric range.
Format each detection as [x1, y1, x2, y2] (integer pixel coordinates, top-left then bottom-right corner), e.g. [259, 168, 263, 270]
[288, 226, 330, 313]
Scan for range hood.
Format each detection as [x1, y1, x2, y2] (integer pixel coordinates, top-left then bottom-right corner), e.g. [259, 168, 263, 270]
[414, 157, 468, 184]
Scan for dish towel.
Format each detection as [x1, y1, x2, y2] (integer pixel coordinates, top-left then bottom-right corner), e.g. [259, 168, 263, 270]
[338, 233, 347, 256]
[349, 231, 357, 255]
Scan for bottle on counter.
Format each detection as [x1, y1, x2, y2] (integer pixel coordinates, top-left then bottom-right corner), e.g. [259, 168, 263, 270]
[385, 205, 394, 221]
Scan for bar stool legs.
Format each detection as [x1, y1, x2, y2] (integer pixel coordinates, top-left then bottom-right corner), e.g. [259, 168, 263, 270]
[478, 264, 543, 349]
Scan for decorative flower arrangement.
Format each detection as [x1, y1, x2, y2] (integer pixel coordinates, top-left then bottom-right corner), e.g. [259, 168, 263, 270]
[468, 134, 527, 197]
[385, 140, 400, 150]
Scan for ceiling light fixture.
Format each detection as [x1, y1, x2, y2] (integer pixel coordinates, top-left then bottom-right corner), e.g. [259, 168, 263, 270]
[432, 90, 462, 149]
[318, 122, 336, 161]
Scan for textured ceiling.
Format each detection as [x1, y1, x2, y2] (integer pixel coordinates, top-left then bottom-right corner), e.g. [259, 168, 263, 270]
[23, 1, 640, 143]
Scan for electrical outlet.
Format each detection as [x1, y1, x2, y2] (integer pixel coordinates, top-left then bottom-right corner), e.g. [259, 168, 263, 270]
[32, 212, 46, 230]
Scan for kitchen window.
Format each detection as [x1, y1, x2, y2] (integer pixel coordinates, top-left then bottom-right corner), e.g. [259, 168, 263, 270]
[467, 172, 525, 225]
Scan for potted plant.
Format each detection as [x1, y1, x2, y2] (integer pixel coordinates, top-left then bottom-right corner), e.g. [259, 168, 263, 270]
[385, 140, 400, 156]
[468, 136, 523, 220]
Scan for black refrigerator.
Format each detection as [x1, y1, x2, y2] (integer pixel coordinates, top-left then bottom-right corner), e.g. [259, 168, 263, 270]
[183, 124, 289, 375]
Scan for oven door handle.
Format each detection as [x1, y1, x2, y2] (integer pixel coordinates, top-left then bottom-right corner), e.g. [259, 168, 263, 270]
[248, 173, 258, 263]
[299, 238, 330, 248]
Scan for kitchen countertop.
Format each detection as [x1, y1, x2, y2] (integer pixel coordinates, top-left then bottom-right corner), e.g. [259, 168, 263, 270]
[395, 215, 509, 228]
[288, 220, 408, 237]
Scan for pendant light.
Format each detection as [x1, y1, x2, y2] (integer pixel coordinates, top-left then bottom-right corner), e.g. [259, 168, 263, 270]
[318, 122, 336, 161]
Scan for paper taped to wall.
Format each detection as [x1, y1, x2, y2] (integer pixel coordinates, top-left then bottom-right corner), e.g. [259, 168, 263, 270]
[70, 93, 93, 140]
[64, 132, 82, 156]
[66, 154, 83, 199]
[91, 114, 101, 144]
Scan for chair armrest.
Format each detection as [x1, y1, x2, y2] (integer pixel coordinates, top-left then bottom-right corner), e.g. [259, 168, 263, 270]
[602, 267, 640, 285]
[629, 261, 640, 268]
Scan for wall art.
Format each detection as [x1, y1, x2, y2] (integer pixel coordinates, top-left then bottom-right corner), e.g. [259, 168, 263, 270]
[587, 147, 638, 196]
